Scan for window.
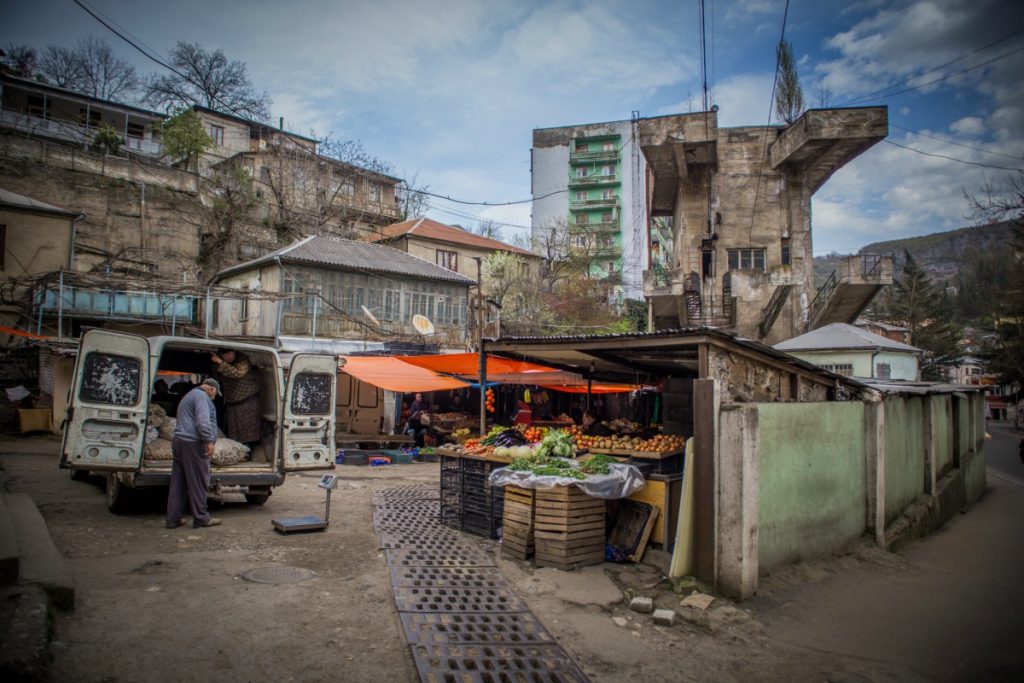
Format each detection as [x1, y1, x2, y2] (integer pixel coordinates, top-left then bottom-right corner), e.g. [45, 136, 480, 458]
[781, 238, 791, 266]
[290, 373, 333, 414]
[436, 250, 458, 271]
[601, 165, 615, 176]
[240, 157, 255, 176]
[368, 183, 381, 202]
[575, 142, 589, 153]
[80, 109, 102, 128]
[574, 234, 587, 248]
[602, 142, 615, 151]
[27, 95, 47, 117]
[207, 124, 224, 146]
[239, 290, 249, 321]
[575, 167, 589, 178]
[606, 261, 617, 274]
[601, 212, 613, 223]
[875, 363, 891, 380]
[821, 363, 854, 377]
[577, 214, 589, 225]
[126, 122, 145, 139]
[601, 190, 615, 199]
[727, 248, 766, 271]
[575, 191, 587, 201]
[79, 353, 141, 405]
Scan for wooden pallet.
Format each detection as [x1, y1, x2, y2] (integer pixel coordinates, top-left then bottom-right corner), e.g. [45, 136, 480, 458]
[533, 487, 606, 570]
[501, 485, 536, 560]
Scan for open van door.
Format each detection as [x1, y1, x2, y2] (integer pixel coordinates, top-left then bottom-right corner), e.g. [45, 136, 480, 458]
[282, 354, 337, 471]
[60, 330, 150, 473]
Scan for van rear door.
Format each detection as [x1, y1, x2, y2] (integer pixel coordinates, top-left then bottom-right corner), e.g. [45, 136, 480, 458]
[60, 330, 150, 472]
[281, 354, 337, 471]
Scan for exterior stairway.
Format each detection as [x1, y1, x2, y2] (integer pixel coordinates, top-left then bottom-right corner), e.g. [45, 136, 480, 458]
[809, 255, 893, 330]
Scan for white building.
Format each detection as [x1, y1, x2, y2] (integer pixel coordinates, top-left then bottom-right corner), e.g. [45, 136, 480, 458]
[773, 322, 921, 380]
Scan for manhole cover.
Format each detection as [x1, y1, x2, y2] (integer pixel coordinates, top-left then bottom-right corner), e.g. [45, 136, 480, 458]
[240, 566, 317, 584]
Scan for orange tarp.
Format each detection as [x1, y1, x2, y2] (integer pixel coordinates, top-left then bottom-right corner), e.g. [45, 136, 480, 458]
[541, 384, 640, 394]
[395, 353, 560, 377]
[340, 356, 469, 392]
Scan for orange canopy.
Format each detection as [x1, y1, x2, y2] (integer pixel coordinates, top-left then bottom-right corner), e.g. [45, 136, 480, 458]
[395, 353, 560, 377]
[541, 384, 640, 394]
[340, 356, 469, 392]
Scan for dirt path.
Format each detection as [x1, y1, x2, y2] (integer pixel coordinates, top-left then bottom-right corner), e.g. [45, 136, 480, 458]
[2, 434, 1021, 682]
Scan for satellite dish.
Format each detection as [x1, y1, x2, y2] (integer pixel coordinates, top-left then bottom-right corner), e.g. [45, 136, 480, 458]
[412, 315, 435, 335]
[360, 305, 380, 326]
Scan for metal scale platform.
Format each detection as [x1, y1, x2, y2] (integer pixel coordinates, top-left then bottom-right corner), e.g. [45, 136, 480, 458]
[272, 474, 338, 533]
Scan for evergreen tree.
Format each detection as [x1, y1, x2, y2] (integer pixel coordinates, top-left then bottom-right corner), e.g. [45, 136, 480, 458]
[977, 222, 1024, 387]
[774, 39, 804, 125]
[886, 251, 962, 380]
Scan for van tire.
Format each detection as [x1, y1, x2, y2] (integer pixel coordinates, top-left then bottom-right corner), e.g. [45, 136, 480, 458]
[70, 468, 90, 482]
[245, 490, 270, 506]
[105, 474, 131, 514]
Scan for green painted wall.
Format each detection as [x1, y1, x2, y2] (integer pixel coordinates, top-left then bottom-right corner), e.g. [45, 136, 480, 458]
[932, 395, 954, 476]
[883, 397, 925, 525]
[957, 395, 971, 461]
[786, 350, 872, 377]
[757, 402, 867, 572]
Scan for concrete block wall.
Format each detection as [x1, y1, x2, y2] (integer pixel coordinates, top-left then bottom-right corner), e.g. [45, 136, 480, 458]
[714, 389, 987, 600]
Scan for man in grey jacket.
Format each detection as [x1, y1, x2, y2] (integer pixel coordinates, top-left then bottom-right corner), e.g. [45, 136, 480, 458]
[166, 378, 223, 529]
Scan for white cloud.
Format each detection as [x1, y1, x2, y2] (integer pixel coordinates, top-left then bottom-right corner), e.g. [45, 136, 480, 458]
[949, 116, 985, 137]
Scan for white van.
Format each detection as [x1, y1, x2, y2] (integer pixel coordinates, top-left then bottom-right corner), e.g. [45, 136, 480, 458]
[60, 330, 336, 513]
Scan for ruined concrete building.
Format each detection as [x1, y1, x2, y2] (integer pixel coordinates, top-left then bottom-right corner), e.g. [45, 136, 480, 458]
[640, 107, 891, 344]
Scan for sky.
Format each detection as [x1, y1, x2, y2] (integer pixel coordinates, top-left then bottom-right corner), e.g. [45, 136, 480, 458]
[4, 0, 1023, 254]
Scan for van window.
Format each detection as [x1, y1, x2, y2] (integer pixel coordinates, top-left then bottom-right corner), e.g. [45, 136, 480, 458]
[291, 373, 333, 414]
[79, 352, 141, 405]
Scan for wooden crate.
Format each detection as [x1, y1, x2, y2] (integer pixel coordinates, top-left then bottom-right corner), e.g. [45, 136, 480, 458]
[533, 486, 606, 570]
[501, 485, 536, 560]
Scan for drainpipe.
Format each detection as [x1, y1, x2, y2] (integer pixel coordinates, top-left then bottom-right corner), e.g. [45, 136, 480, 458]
[57, 269, 64, 339]
[205, 286, 211, 338]
[69, 213, 85, 269]
[274, 257, 284, 349]
[138, 182, 146, 254]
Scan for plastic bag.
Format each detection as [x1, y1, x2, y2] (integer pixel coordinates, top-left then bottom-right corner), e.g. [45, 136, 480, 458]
[488, 462, 646, 500]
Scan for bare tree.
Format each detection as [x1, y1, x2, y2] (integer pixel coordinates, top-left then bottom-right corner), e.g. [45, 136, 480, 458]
[472, 219, 502, 240]
[194, 166, 258, 277]
[75, 36, 139, 100]
[815, 83, 834, 109]
[145, 42, 272, 121]
[2, 44, 37, 77]
[774, 39, 804, 124]
[965, 170, 1024, 224]
[38, 45, 84, 88]
[396, 173, 431, 220]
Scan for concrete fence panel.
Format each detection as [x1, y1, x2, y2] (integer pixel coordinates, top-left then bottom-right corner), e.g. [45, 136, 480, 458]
[882, 397, 925, 526]
[755, 401, 867, 574]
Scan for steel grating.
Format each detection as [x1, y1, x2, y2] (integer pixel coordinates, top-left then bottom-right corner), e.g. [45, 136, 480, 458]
[398, 612, 558, 647]
[379, 532, 473, 551]
[410, 642, 589, 683]
[393, 585, 529, 614]
[372, 485, 439, 503]
[390, 566, 507, 589]
[386, 547, 496, 568]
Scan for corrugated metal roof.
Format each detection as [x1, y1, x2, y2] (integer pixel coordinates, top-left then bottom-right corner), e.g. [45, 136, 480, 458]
[371, 217, 536, 257]
[773, 323, 921, 353]
[215, 235, 474, 285]
[0, 188, 80, 217]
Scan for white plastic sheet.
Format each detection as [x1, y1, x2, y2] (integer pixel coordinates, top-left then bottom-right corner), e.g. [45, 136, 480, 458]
[488, 461, 646, 500]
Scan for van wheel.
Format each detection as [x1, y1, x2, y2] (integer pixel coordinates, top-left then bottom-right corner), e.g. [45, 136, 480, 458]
[70, 468, 89, 482]
[245, 489, 270, 506]
[105, 474, 131, 514]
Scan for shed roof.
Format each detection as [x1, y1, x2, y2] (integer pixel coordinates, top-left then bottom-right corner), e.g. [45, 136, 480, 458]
[215, 235, 475, 285]
[0, 188, 80, 218]
[371, 217, 536, 257]
[773, 323, 920, 354]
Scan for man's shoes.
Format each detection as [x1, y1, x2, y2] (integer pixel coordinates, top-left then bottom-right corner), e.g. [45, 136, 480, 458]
[165, 520, 186, 529]
[193, 517, 223, 528]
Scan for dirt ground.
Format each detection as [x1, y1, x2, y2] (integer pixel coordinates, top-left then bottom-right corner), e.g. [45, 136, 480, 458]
[1, 434, 1020, 682]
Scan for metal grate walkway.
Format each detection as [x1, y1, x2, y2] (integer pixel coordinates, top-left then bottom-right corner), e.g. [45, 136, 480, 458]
[373, 485, 590, 682]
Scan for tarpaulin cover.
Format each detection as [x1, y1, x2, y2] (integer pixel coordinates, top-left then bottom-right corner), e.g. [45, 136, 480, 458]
[541, 383, 640, 394]
[395, 353, 560, 377]
[340, 356, 469, 392]
[489, 461, 646, 500]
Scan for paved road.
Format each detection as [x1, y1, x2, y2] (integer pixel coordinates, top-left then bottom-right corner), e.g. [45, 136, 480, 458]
[751, 423, 1024, 682]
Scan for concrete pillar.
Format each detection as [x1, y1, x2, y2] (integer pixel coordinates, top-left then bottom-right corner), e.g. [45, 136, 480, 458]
[864, 400, 886, 547]
[715, 404, 759, 600]
[923, 395, 937, 495]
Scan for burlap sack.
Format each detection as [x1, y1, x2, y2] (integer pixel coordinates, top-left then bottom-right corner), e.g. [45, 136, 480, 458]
[144, 438, 173, 460]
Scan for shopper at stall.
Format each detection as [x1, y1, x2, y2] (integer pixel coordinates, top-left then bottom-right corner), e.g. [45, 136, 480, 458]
[210, 348, 262, 449]
[405, 392, 427, 446]
[581, 410, 612, 437]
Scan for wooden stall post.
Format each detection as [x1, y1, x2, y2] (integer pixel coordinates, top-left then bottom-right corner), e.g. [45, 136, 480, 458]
[693, 379, 717, 584]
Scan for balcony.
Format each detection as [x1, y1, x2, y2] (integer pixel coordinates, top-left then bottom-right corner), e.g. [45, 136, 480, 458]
[574, 244, 621, 260]
[0, 110, 163, 156]
[35, 285, 197, 324]
[281, 312, 467, 345]
[569, 196, 619, 210]
[568, 172, 620, 188]
[569, 220, 619, 234]
[570, 149, 619, 163]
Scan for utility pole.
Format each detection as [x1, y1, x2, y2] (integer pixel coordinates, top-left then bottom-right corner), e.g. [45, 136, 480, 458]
[474, 257, 487, 436]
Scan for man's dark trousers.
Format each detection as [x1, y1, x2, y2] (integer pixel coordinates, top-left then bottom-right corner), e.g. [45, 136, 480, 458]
[166, 437, 211, 526]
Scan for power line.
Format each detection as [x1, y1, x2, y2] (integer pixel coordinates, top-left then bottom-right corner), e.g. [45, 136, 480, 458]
[882, 139, 1023, 172]
[891, 123, 1024, 163]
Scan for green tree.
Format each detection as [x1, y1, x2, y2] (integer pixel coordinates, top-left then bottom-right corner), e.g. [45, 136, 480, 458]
[90, 124, 122, 155]
[881, 251, 962, 380]
[774, 39, 804, 125]
[160, 109, 211, 167]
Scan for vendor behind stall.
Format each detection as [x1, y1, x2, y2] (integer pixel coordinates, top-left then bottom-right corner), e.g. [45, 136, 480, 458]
[512, 399, 532, 426]
[581, 410, 612, 437]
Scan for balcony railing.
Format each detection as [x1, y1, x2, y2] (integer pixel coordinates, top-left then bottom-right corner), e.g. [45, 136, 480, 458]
[570, 149, 619, 163]
[569, 220, 619, 233]
[569, 197, 619, 210]
[0, 110, 163, 155]
[34, 285, 197, 324]
[568, 172, 620, 188]
[281, 312, 467, 345]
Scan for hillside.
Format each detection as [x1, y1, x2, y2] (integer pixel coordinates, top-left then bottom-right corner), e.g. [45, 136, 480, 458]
[813, 221, 1015, 286]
